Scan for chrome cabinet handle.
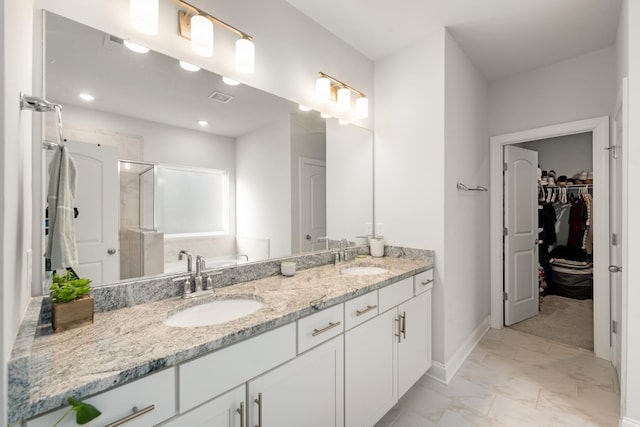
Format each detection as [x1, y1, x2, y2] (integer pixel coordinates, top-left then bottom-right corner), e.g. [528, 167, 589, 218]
[395, 316, 402, 343]
[104, 405, 155, 427]
[312, 321, 341, 336]
[254, 392, 263, 427]
[609, 265, 622, 273]
[237, 401, 245, 427]
[355, 305, 377, 317]
[420, 279, 433, 286]
[401, 312, 406, 339]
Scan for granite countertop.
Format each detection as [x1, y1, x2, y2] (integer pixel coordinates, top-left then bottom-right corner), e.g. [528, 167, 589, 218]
[8, 252, 432, 422]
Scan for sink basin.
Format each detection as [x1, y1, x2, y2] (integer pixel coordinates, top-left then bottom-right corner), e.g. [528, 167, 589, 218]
[165, 298, 263, 327]
[341, 266, 389, 276]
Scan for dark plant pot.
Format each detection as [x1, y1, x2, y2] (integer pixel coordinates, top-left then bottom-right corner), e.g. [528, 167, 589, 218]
[52, 295, 94, 333]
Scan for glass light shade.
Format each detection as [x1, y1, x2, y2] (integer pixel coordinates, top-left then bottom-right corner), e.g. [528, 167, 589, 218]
[316, 77, 331, 103]
[320, 112, 331, 119]
[355, 96, 369, 119]
[123, 40, 150, 54]
[130, 0, 158, 35]
[191, 15, 214, 57]
[337, 87, 351, 112]
[236, 38, 255, 74]
[222, 76, 240, 86]
[179, 61, 200, 72]
[298, 105, 312, 112]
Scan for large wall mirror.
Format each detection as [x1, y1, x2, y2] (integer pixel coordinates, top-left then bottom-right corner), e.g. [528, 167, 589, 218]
[42, 12, 373, 286]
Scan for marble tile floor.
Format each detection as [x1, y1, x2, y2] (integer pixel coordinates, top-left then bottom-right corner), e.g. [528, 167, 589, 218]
[375, 328, 619, 427]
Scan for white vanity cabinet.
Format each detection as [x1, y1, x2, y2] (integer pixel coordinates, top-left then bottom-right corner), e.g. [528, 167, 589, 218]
[345, 274, 433, 427]
[248, 336, 344, 427]
[160, 386, 245, 427]
[26, 367, 176, 427]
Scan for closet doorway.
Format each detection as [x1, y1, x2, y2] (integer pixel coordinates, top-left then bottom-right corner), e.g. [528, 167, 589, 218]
[489, 116, 612, 361]
[509, 133, 594, 350]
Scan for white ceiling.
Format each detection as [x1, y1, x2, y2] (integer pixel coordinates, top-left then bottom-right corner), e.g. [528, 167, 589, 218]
[285, 0, 622, 82]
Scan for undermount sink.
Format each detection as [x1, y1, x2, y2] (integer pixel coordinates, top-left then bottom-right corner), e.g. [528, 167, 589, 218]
[165, 298, 263, 327]
[341, 266, 389, 276]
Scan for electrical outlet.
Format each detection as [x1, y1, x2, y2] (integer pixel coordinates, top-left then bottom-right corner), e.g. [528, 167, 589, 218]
[376, 222, 384, 236]
[365, 222, 373, 235]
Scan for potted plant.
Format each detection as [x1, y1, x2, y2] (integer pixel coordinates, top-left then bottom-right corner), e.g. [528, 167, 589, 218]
[50, 270, 94, 332]
[53, 397, 101, 426]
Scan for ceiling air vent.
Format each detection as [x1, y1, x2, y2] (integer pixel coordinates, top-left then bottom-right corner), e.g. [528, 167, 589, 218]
[208, 91, 234, 104]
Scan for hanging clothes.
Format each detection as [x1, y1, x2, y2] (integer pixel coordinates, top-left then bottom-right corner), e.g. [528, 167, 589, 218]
[567, 196, 585, 249]
[582, 193, 593, 254]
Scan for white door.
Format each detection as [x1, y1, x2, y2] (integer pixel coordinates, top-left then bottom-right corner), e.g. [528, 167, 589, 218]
[63, 141, 119, 285]
[610, 78, 627, 381]
[504, 145, 539, 326]
[300, 158, 327, 252]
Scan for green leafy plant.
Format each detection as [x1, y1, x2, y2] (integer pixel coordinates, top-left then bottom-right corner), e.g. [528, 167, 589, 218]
[49, 270, 92, 304]
[52, 397, 101, 426]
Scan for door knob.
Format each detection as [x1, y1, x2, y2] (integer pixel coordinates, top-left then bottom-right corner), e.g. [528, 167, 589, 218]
[608, 265, 622, 273]
[107, 248, 117, 255]
[306, 234, 312, 240]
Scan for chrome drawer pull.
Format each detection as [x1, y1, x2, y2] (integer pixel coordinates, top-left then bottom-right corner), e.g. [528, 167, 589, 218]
[312, 321, 341, 336]
[104, 405, 155, 427]
[401, 312, 407, 339]
[421, 279, 433, 286]
[355, 305, 377, 317]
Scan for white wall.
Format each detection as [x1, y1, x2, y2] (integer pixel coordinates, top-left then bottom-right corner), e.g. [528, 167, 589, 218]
[326, 119, 373, 240]
[375, 30, 447, 363]
[489, 46, 617, 136]
[443, 31, 490, 362]
[33, 0, 374, 129]
[236, 115, 291, 258]
[2, 0, 34, 423]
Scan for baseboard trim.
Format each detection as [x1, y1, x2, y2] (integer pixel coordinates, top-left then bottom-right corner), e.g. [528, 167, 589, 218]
[621, 417, 640, 427]
[426, 316, 490, 384]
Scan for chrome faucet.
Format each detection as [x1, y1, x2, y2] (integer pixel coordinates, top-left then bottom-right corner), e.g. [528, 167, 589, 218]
[237, 254, 249, 262]
[195, 255, 206, 292]
[182, 255, 215, 298]
[178, 250, 193, 272]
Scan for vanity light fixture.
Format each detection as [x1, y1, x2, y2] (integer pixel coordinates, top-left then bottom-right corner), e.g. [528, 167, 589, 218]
[179, 60, 200, 72]
[222, 76, 240, 86]
[78, 93, 95, 102]
[298, 105, 312, 112]
[123, 40, 150, 54]
[316, 72, 368, 118]
[176, 0, 255, 74]
[130, 0, 159, 35]
[320, 112, 332, 119]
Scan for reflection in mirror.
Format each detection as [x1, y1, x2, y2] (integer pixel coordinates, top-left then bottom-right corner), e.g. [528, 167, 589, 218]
[43, 11, 373, 286]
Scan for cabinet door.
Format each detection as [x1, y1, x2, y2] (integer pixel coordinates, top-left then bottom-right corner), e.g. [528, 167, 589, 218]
[161, 386, 244, 427]
[248, 336, 344, 427]
[397, 290, 431, 397]
[345, 309, 397, 427]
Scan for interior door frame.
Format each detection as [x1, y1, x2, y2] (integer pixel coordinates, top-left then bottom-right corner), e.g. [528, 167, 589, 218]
[489, 116, 610, 360]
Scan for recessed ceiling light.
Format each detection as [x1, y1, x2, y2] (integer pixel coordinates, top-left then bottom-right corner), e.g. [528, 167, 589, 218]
[197, 120, 209, 127]
[79, 93, 95, 102]
[320, 112, 331, 119]
[123, 40, 149, 54]
[298, 105, 312, 112]
[222, 76, 240, 86]
[179, 61, 200, 72]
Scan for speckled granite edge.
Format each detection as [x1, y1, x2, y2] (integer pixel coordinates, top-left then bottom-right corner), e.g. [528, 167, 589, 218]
[8, 246, 434, 423]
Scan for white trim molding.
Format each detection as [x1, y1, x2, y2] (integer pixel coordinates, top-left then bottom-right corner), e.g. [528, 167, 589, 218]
[489, 116, 611, 361]
[621, 417, 640, 427]
[426, 316, 490, 384]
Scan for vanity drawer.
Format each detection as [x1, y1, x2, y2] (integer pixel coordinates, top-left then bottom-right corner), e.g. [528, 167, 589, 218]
[179, 323, 296, 413]
[297, 303, 344, 353]
[344, 291, 379, 330]
[378, 277, 414, 313]
[26, 368, 176, 427]
[414, 269, 434, 295]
